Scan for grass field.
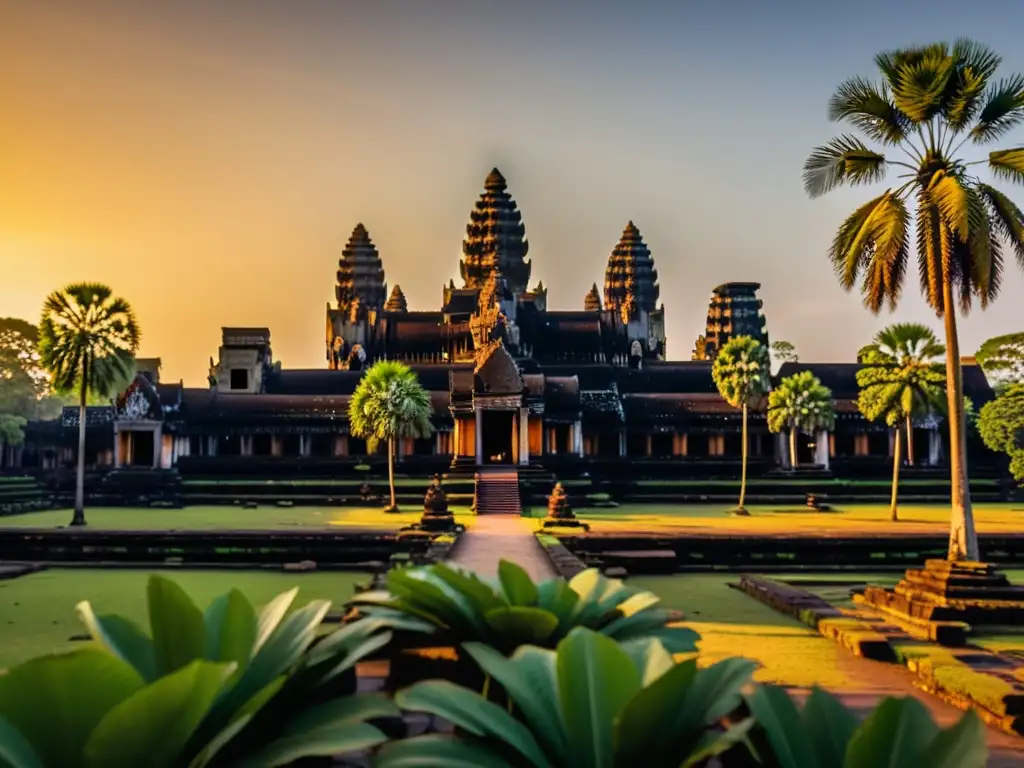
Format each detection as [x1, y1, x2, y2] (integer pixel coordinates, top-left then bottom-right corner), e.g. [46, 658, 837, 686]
[0, 568, 371, 670]
[567, 502, 1024, 535]
[0, 505, 475, 531]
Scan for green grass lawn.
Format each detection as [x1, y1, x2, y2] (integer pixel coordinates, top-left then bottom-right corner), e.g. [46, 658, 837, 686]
[632, 478, 999, 487]
[0, 568, 371, 671]
[0, 505, 475, 531]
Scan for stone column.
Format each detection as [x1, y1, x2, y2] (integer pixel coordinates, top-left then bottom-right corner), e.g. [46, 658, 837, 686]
[928, 428, 942, 466]
[475, 408, 483, 465]
[271, 436, 283, 457]
[815, 430, 830, 470]
[241, 436, 253, 457]
[776, 433, 789, 468]
[519, 408, 529, 466]
[153, 427, 163, 468]
[113, 428, 122, 467]
[207, 436, 217, 457]
[573, 420, 583, 456]
[618, 430, 627, 457]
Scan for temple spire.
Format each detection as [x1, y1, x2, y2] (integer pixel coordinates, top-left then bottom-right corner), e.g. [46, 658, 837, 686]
[460, 168, 531, 295]
[584, 283, 602, 311]
[336, 223, 387, 315]
[603, 221, 659, 317]
[385, 284, 408, 312]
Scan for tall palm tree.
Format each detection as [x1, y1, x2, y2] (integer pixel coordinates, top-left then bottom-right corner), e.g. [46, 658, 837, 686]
[858, 322, 947, 466]
[348, 360, 434, 512]
[767, 370, 836, 470]
[38, 284, 140, 526]
[803, 40, 1024, 561]
[712, 335, 772, 514]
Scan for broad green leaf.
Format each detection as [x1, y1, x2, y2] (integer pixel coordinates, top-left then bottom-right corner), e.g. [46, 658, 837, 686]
[431, 563, 507, 616]
[556, 628, 641, 768]
[237, 722, 387, 767]
[743, 685, 818, 768]
[396, 681, 551, 767]
[536, 579, 580, 634]
[845, 697, 939, 768]
[919, 710, 988, 768]
[75, 602, 157, 681]
[387, 569, 482, 636]
[253, 587, 299, 653]
[204, 589, 257, 670]
[602, 610, 700, 653]
[498, 559, 539, 605]
[484, 606, 559, 648]
[680, 717, 758, 768]
[618, 637, 675, 686]
[188, 713, 253, 768]
[0, 716, 44, 768]
[278, 693, 399, 735]
[148, 576, 206, 675]
[304, 629, 393, 688]
[83, 660, 234, 768]
[567, 571, 634, 627]
[614, 591, 661, 617]
[462, 642, 568, 759]
[375, 734, 518, 768]
[0, 649, 144, 768]
[803, 688, 859, 768]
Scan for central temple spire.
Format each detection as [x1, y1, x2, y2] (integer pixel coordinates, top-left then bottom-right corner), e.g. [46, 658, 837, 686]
[336, 223, 387, 316]
[604, 221, 660, 317]
[460, 168, 531, 295]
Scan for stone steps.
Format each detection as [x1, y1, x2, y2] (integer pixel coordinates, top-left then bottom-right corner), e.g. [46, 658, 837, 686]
[474, 470, 521, 515]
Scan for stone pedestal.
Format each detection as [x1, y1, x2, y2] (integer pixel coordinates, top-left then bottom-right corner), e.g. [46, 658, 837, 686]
[541, 482, 589, 531]
[417, 474, 457, 532]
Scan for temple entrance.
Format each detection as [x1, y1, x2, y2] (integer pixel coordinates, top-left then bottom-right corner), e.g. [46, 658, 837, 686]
[481, 410, 514, 464]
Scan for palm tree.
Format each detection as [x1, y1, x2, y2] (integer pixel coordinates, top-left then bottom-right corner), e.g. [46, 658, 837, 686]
[348, 360, 433, 512]
[858, 322, 947, 467]
[803, 40, 1024, 561]
[767, 371, 836, 470]
[38, 284, 140, 526]
[712, 336, 772, 514]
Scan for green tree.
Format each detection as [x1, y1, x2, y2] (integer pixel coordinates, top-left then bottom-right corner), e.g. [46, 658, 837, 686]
[712, 336, 772, 513]
[978, 383, 1024, 482]
[767, 371, 836, 470]
[39, 284, 140, 526]
[0, 318, 64, 449]
[803, 40, 1024, 561]
[770, 339, 799, 368]
[857, 322, 946, 467]
[976, 332, 1024, 392]
[347, 360, 433, 511]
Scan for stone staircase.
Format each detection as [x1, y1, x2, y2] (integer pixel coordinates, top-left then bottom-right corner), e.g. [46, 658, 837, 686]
[474, 469, 522, 514]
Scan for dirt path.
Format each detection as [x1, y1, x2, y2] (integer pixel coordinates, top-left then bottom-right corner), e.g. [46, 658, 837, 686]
[450, 514, 555, 581]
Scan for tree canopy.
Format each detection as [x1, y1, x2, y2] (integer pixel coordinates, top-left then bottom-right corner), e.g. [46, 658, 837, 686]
[767, 371, 836, 435]
[978, 383, 1024, 481]
[770, 340, 798, 367]
[348, 361, 433, 449]
[0, 318, 64, 443]
[976, 332, 1024, 391]
[856, 323, 946, 426]
[712, 336, 772, 408]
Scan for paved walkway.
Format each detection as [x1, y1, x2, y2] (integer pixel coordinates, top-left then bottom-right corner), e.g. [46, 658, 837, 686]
[450, 514, 555, 581]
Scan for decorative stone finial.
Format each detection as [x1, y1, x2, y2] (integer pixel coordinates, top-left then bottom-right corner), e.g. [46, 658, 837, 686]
[336, 223, 387, 316]
[584, 283, 603, 311]
[461, 169, 531, 295]
[385, 284, 408, 313]
[604, 221, 659, 317]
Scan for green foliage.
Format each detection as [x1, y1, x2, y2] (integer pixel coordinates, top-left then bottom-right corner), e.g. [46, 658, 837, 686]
[856, 323, 946, 426]
[0, 414, 27, 447]
[348, 560, 699, 656]
[0, 575, 398, 766]
[978, 383, 1024, 481]
[747, 684, 987, 767]
[37, 284, 140, 401]
[347, 360, 433, 451]
[767, 371, 835, 435]
[376, 628, 756, 768]
[771, 340, 799, 366]
[713, 336, 771, 408]
[976, 332, 1024, 388]
[0, 319, 64, 438]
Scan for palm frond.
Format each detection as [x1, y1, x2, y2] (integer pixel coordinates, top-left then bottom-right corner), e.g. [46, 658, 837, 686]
[970, 75, 1024, 143]
[989, 148, 1024, 185]
[929, 171, 971, 242]
[977, 183, 1024, 268]
[890, 49, 956, 123]
[944, 39, 1001, 131]
[829, 192, 909, 312]
[827, 77, 908, 144]
[915, 191, 945, 313]
[802, 135, 887, 198]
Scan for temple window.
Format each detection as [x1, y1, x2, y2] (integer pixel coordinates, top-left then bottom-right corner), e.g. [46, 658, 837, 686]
[625, 431, 647, 457]
[281, 435, 302, 457]
[309, 434, 334, 457]
[229, 369, 249, 390]
[854, 434, 870, 456]
[708, 434, 726, 457]
[413, 437, 434, 455]
[218, 435, 241, 456]
[252, 434, 273, 456]
[650, 433, 673, 457]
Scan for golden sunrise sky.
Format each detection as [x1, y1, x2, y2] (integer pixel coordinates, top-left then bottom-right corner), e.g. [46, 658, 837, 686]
[4, 2, 1024, 385]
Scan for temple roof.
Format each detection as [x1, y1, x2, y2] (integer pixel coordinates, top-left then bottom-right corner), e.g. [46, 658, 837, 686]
[584, 283, 602, 311]
[604, 221, 660, 317]
[474, 341, 524, 395]
[775, 361, 995, 403]
[336, 223, 387, 314]
[460, 168, 531, 295]
[385, 284, 408, 312]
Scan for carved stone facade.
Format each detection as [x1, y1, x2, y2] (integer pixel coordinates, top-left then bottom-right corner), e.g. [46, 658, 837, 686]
[697, 282, 769, 361]
[385, 285, 408, 313]
[584, 283, 603, 311]
[460, 168, 531, 296]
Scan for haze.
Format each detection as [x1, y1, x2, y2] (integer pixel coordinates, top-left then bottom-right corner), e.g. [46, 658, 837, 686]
[3, 0, 1024, 385]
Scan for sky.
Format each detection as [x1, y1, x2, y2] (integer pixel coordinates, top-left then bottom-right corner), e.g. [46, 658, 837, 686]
[3, 0, 1024, 386]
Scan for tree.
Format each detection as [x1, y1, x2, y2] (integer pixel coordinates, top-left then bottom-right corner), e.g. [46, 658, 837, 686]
[857, 323, 946, 467]
[767, 370, 836, 470]
[978, 383, 1024, 483]
[38, 284, 140, 526]
[712, 336, 771, 513]
[0, 319, 64, 449]
[347, 360, 433, 512]
[770, 340, 799, 368]
[976, 332, 1024, 392]
[803, 40, 1024, 561]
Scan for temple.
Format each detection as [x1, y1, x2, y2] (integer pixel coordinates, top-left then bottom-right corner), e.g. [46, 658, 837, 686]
[12, 168, 999, 479]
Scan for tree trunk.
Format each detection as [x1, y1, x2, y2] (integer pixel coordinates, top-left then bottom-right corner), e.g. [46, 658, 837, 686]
[72, 362, 88, 526]
[941, 279, 977, 560]
[788, 426, 798, 471]
[387, 437, 397, 511]
[905, 412, 915, 467]
[890, 427, 901, 522]
[738, 402, 749, 511]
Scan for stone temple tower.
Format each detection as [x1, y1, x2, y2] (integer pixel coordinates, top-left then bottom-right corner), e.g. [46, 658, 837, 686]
[603, 221, 660, 317]
[460, 168, 531, 296]
[698, 282, 769, 360]
[336, 223, 387, 318]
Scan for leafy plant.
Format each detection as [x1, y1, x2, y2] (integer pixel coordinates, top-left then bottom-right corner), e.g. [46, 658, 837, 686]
[976, 332, 1024, 391]
[0, 575, 399, 767]
[712, 336, 772, 513]
[376, 628, 756, 768]
[803, 39, 1024, 560]
[767, 370, 835, 470]
[746, 685, 986, 767]
[978, 382, 1024, 482]
[348, 360, 434, 512]
[348, 560, 699, 656]
[38, 284, 140, 526]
